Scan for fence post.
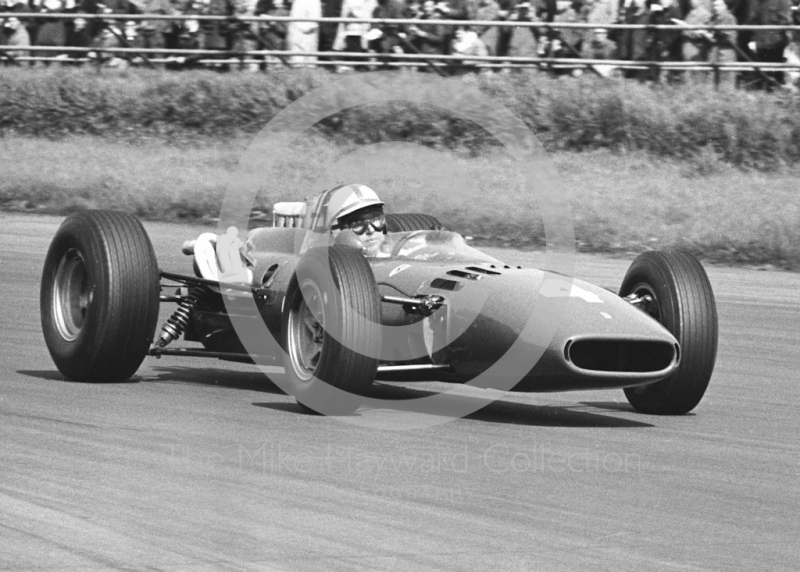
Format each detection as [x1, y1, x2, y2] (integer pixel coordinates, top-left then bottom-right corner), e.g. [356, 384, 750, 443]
[546, 27, 556, 76]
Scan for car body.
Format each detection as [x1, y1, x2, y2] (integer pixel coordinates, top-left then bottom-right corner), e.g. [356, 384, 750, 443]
[185, 224, 679, 393]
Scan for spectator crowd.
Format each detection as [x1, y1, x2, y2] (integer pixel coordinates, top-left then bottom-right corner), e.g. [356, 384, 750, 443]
[1, 0, 799, 86]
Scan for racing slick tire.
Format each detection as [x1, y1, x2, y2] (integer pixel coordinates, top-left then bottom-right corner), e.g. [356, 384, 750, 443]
[619, 251, 718, 415]
[40, 210, 160, 382]
[385, 213, 446, 233]
[281, 245, 382, 414]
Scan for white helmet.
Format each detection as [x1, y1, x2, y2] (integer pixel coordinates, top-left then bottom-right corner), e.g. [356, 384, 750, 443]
[324, 184, 384, 229]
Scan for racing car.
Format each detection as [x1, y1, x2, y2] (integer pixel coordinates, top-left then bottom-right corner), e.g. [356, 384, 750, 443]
[40, 190, 718, 416]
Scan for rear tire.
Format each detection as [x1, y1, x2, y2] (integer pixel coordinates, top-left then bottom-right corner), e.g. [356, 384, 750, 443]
[281, 245, 382, 414]
[40, 210, 160, 382]
[385, 213, 446, 233]
[619, 251, 718, 415]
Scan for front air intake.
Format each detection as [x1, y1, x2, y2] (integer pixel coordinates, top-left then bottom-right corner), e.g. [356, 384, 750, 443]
[566, 339, 677, 373]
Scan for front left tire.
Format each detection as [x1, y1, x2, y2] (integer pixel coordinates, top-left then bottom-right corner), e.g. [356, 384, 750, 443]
[281, 245, 382, 414]
[619, 250, 718, 415]
[40, 210, 160, 382]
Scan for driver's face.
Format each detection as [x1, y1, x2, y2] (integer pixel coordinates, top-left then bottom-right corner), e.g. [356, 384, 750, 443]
[338, 211, 387, 257]
[357, 223, 384, 256]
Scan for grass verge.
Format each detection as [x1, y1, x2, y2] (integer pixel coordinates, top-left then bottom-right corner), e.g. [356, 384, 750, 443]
[2, 68, 800, 168]
[2, 135, 798, 269]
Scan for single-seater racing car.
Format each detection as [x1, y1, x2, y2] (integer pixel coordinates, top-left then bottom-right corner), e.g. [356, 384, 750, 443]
[40, 184, 718, 415]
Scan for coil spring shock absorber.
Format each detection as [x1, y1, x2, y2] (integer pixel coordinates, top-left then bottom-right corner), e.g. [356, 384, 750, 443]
[155, 286, 212, 348]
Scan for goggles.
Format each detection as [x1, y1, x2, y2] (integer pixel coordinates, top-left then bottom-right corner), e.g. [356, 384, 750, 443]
[343, 215, 386, 235]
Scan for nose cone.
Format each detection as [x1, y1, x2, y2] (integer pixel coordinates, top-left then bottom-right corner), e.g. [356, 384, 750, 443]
[414, 267, 679, 392]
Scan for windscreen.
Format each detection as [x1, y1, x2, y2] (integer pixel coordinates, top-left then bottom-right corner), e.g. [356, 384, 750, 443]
[388, 231, 501, 264]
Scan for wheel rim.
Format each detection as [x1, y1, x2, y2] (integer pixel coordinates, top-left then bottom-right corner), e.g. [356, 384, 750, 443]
[287, 280, 325, 382]
[52, 248, 91, 342]
[628, 282, 661, 322]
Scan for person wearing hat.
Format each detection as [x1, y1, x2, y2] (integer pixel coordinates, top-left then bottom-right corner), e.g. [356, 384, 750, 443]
[32, 0, 74, 62]
[680, 0, 736, 86]
[332, 0, 377, 69]
[324, 183, 392, 258]
[451, 24, 489, 70]
[409, 0, 448, 55]
[287, 0, 322, 66]
[1, 0, 31, 63]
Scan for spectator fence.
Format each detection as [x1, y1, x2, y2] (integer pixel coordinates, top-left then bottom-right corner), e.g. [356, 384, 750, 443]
[3, 12, 800, 84]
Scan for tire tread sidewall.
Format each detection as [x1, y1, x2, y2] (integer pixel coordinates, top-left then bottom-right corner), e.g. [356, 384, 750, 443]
[40, 210, 160, 382]
[620, 251, 718, 415]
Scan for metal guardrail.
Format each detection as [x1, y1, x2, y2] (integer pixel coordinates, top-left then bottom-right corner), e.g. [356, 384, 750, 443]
[2, 12, 800, 78]
[2, 13, 800, 30]
[7, 45, 800, 71]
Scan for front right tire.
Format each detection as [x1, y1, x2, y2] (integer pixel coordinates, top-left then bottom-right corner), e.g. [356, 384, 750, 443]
[40, 210, 160, 382]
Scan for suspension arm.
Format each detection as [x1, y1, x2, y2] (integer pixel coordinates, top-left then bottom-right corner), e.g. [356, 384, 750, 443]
[381, 294, 445, 316]
[159, 270, 272, 299]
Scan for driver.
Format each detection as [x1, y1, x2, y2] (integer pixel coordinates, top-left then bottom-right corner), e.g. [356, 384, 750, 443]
[327, 184, 393, 258]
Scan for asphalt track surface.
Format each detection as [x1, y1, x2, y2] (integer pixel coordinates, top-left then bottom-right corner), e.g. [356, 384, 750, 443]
[2, 213, 798, 572]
